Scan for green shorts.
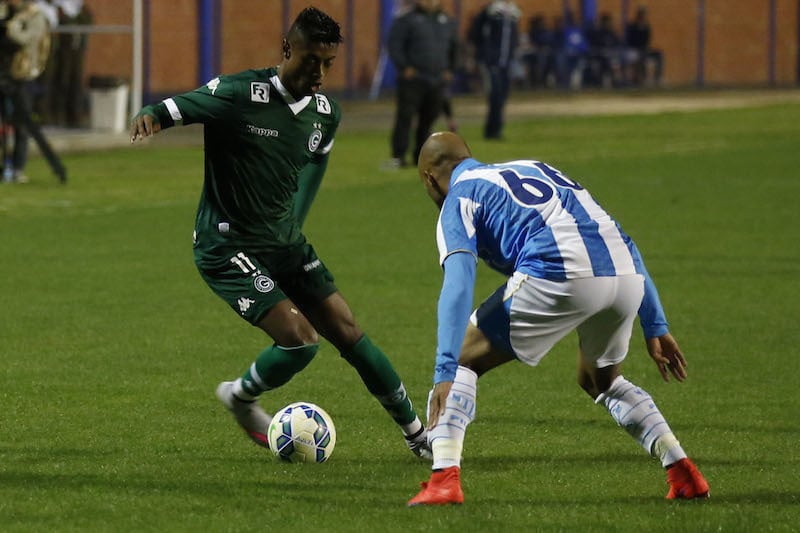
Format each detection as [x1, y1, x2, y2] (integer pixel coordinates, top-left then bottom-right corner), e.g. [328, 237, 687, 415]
[194, 238, 337, 326]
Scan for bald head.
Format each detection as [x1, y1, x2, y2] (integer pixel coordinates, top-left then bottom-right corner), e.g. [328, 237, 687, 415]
[418, 132, 471, 208]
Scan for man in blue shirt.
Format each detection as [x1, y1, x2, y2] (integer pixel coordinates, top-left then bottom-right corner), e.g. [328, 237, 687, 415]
[407, 132, 709, 505]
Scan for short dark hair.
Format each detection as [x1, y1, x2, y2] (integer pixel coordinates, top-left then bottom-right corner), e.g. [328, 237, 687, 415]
[288, 7, 343, 45]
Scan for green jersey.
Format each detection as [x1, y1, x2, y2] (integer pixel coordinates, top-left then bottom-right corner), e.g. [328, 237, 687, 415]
[146, 67, 341, 251]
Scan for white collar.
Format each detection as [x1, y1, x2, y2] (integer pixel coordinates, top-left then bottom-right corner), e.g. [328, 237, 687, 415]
[270, 73, 312, 116]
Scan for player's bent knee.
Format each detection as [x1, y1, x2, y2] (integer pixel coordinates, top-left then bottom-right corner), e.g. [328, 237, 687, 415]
[270, 323, 319, 347]
[327, 323, 363, 352]
[258, 303, 319, 346]
[578, 374, 600, 399]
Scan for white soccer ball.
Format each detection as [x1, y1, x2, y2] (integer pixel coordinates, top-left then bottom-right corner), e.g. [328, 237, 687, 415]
[267, 402, 336, 463]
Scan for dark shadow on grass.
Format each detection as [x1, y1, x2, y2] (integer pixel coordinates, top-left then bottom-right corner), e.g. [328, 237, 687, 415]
[467, 489, 800, 507]
[0, 468, 395, 497]
[465, 450, 647, 470]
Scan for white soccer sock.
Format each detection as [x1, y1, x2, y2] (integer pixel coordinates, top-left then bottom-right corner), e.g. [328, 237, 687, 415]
[596, 375, 685, 465]
[653, 431, 687, 467]
[232, 378, 257, 401]
[428, 366, 478, 470]
[401, 416, 423, 438]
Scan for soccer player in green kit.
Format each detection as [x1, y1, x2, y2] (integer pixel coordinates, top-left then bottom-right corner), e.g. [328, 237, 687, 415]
[130, 7, 431, 459]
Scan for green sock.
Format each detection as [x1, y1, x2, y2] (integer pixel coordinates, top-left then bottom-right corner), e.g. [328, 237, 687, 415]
[240, 343, 318, 396]
[341, 334, 417, 426]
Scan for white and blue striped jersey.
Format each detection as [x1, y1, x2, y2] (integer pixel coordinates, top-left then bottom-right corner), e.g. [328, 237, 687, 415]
[431, 158, 668, 383]
[436, 158, 640, 280]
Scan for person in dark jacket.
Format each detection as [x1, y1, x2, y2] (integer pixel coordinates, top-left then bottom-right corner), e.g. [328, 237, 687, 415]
[624, 6, 663, 86]
[468, 0, 520, 140]
[387, 0, 457, 168]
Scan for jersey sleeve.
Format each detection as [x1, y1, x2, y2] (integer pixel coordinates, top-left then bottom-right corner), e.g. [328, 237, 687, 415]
[436, 192, 480, 266]
[139, 75, 239, 129]
[434, 251, 478, 384]
[629, 240, 669, 338]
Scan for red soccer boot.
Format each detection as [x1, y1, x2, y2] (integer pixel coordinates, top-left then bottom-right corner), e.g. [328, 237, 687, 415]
[666, 458, 710, 500]
[407, 466, 464, 506]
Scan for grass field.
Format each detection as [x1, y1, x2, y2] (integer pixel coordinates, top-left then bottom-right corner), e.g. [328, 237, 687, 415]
[1, 98, 799, 531]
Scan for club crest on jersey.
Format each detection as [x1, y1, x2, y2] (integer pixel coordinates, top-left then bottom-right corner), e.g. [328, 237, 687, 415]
[253, 275, 275, 293]
[308, 127, 323, 152]
[250, 82, 270, 103]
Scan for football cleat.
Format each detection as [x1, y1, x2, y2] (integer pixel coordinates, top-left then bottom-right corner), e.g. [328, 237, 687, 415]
[405, 428, 433, 460]
[407, 466, 464, 506]
[666, 458, 710, 500]
[216, 381, 272, 449]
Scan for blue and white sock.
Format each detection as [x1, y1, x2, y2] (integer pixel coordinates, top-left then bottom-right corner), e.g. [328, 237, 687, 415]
[428, 366, 478, 470]
[596, 375, 687, 466]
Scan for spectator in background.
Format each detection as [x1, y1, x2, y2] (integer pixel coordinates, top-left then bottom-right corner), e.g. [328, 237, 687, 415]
[40, 0, 91, 127]
[553, 10, 589, 90]
[440, 89, 457, 132]
[586, 12, 624, 88]
[468, 0, 520, 140]
[387, 0, 457, 168]
[526, 13, 556, 88]
[625, 6, 663, 87]
[0, 0, 51, 183]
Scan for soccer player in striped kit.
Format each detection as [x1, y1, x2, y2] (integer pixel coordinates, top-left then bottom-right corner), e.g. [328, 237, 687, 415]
[408, 132, 709, 505]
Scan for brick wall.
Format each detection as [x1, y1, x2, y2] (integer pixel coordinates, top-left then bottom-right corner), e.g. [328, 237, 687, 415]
[81, 0, 798, 97]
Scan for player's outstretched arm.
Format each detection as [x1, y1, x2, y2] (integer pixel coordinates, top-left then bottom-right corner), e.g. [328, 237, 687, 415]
[130, 112, 162, 143]
[646, 332, 687, 383]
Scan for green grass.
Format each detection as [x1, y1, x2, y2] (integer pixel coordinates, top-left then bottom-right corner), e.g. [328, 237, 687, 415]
[1, 100, 798, 531]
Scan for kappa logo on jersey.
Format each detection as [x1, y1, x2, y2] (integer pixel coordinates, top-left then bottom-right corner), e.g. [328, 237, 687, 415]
[308, 127, 323, 152]
[250, 82, 270, 103]
[246, 124, 278, 138]
[253, 275, 275, 293]
[314, 94, 331, 114]
[207, 77, 221, 94]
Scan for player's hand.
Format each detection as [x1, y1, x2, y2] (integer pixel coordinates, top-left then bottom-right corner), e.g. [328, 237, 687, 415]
[130, 113, 161, 143]
[426, 380, 453, 429]
[646, 332, 687, 382]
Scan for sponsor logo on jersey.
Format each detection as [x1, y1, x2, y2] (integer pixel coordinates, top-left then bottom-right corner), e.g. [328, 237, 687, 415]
[237, 297, 256, 314]
[250, 82, 270, 103]
[207, 77, 221, 94]
[308, 126, 323, 152]
[314, 94, 331, 114]
[246, 124, 279, 137]
[253, 275, 275, 293]
[302, 259, 321, 272]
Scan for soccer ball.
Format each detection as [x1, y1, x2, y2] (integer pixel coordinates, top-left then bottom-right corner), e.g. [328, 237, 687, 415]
[267, 402, 336, 463]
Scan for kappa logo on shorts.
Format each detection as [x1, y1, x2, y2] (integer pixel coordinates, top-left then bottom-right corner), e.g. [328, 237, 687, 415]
[237, 297, 256, 314]
[253, 275, 275, 293]
[302, 259, 321, 272]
